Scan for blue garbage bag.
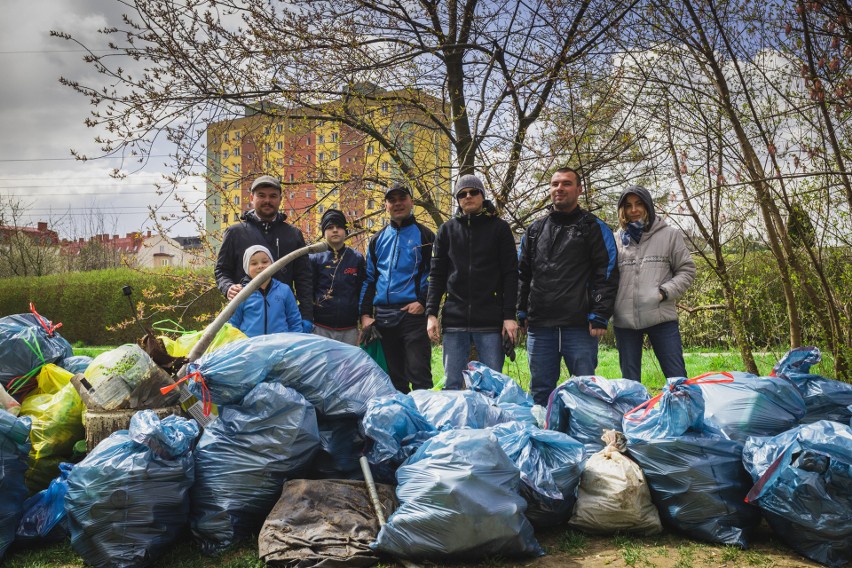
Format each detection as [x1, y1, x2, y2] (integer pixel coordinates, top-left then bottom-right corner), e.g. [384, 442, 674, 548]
[696, 372, 805, 441]
[624, 378, 760, 548]
[187, 333, 396, 416]
[361, 393, 437, 483]
[491, 421, 586, 527]
[0, 313, 73, 397]
[0, 410, 31, 561]
[771, 347, 852, 425]
[191, 382, 320, 554]
[743, 421, 852, 567]
[58, 356, 93, 375]
[547, 376, 650, 453]
[311, 416, 365, 480]
[465, 362, 537, 425]
[373, 429, 544, 561]
[65, 411, 198, 568]
[16, 462, 72, 544]
[409, 389, 511, 431]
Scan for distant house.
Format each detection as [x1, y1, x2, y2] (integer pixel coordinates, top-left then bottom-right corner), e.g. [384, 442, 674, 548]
[62, 231, 209, 269]
[0, 221, 59, 246]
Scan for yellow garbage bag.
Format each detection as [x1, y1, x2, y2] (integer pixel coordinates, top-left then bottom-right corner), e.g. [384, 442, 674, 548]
[159, 323, 248, 358]
[32, 363, 74, 396]
[20, 381, 85, 492]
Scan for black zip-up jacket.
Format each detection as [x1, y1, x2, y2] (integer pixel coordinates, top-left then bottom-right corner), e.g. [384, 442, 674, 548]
[309, 245, 366, 329]
[517, 206, 619, 328]
[214, 210, 314, 320]
[426, 202, 518, 331]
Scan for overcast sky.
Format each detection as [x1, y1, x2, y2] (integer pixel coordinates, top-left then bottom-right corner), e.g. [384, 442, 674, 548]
[0, 0, 204, 240]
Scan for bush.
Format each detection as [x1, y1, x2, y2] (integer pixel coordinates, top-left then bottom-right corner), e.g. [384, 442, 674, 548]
[0, 268, 225, 345]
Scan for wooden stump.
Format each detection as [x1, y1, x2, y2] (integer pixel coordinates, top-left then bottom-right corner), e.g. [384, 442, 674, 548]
[84, 406, 181, 451]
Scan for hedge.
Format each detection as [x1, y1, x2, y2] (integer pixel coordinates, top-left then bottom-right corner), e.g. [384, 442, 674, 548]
[0, 267, 226, 345]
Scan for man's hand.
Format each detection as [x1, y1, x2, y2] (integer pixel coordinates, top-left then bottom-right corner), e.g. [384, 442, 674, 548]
[227, 284, 243, 300]
[401, 301, 425, 315]
[427, 315, 441, 342]
[502, 319, 518, 345]
[589, 323, 607, 338]
[361, 315, 376, 329]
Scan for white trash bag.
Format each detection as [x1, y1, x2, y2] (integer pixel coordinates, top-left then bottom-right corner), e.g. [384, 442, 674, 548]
[570, 430, 661, 535]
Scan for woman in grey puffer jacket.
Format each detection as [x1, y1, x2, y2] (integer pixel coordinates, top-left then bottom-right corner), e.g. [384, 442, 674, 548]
[613, 185, 695, 382]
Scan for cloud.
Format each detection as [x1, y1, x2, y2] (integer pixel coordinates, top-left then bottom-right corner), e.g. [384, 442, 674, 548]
[0, 0, 203, 238]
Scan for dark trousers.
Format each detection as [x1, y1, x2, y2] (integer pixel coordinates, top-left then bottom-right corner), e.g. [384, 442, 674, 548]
[377, 312, 432, 393]
[614, 320, 687, 382]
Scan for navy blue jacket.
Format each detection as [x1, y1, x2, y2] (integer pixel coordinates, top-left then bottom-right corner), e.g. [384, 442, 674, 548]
[309, 245, 366, 329]
[360, 215, 434, 313]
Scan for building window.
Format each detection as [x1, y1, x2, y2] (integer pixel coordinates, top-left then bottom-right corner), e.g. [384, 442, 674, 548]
[318, 152, 325, 161]
[276, 124, 283, 133]
[367, 199, 375, 209]
[223, 149, 230, 158]
[264, 127, 270, 135]
[223, 213, 229, 223]
[367, 219, 375, 228]
[367, 145, 374, 155]
[264, 144, 271, 152]
[276, 141, 284, 150]
[289, 173, 295, 182]
[332, 188, 339, 196]
[233, 147, 240, 156]
[288, 156, 294, 165]
[224, 133, 229, 142]
[223, 166, 229, 174]
[235, 131, 241, 140]
[290, 191, 296, 199]
[234, 164, 240, 173]
[318, 134, 325, 144]
[305, 190, 311, 198]
[223, 181, 229, 190]
[306, 137, 311, 146]
[318, 205, 325, 213]
[159, 245, 165, 253]
[331, 132, 338, 142]
[381, 161, 389, 172]
[331, 151, 338, 160]
[233, 196, 240, 205]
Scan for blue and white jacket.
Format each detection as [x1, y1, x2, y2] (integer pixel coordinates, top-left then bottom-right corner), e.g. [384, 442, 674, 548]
[360, 215, 434, 314]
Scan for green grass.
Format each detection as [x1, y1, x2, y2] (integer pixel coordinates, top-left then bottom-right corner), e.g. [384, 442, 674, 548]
[71, 346, 113, 358]
[552, 529, 588, 555]
[431, 344, 799, 394]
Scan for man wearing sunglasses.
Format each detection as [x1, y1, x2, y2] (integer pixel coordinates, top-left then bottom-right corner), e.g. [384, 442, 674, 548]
[426, 174, 519, 389]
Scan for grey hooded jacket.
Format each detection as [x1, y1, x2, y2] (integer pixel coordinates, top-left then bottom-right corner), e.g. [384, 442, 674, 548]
[612, 186, 695, 330]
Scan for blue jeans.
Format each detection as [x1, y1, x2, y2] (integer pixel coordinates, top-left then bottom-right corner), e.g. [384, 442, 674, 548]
[614, 320, 687, 382]
[527, 326, 600, 406]
[442, 331, 504, 390]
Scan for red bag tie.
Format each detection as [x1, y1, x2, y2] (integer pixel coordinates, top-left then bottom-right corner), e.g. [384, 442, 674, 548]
[29, 302, 62, 337]
[624, 372, 735, 422]
[160, 371, 213, 416]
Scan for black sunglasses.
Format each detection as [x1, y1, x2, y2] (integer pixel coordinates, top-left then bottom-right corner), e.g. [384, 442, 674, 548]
[456, 188, 482, 199]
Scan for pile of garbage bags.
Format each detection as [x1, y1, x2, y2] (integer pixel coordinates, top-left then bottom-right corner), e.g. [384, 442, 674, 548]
[5, 316, 852, 568]
[0, 312, 73, 399]
[65, 411, 199, 567]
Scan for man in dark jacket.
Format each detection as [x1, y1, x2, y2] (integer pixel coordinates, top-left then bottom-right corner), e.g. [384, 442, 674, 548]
[214, 175, 314, 330]
[517, 167, 619, 406]
[309, 209, 365, 346]
[426, 174, 518, 389]
[360, 182, 434, 393]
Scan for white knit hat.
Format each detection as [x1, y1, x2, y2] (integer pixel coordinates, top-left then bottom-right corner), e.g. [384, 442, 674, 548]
[242, 245, 273, 275]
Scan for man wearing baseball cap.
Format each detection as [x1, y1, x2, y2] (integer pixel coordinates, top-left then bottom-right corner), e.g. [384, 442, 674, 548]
[309, 208, 365, 345]
[360, 182, 435, 392]
[425, 174, 519, 389]
[215, 174, 314, 330]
